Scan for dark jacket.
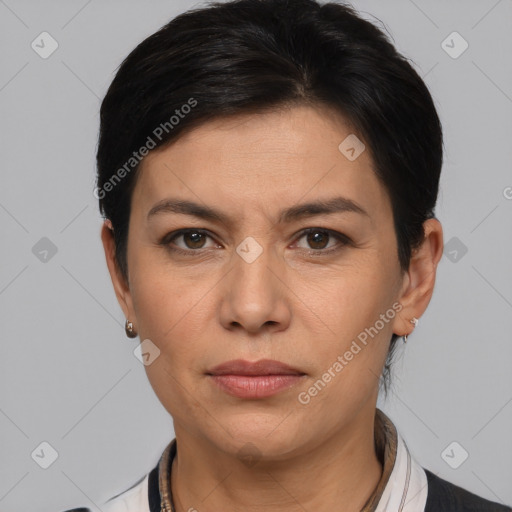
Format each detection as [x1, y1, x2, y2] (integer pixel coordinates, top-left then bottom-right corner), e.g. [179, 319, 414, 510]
[424, 469, 512, 512]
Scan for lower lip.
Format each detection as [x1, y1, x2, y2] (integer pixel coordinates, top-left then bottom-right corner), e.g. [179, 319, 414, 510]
[209, 374, 304, 399]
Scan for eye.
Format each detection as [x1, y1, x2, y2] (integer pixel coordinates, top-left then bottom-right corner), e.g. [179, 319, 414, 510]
[160, 227, 351, 256]
[161, 229, 219, 253]
[294, 228, 351, 254]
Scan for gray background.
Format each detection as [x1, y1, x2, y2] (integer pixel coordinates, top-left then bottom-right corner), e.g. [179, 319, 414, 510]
[1, 0, 511, 510]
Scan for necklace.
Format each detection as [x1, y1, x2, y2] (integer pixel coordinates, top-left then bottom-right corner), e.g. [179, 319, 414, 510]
[157, 409, 396, 512]
[158, 439, 176, 512]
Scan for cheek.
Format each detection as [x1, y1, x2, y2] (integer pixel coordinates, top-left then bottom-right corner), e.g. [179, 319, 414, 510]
[131, 274, 176, 340]
[129, 246, 192, 331]
[301, 260, 397, 377]
[130, 266, 212, 421]
[129, 259, 217, 366]
[310, 263, 392, 332]
[295, 273, 394, 419]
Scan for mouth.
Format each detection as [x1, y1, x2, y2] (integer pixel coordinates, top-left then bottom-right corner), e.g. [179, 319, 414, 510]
[206, 359, 306, 399]
[207, 358, 305, 376]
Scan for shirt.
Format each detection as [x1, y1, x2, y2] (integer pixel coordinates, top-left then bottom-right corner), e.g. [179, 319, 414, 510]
[62, 408, 512, 512]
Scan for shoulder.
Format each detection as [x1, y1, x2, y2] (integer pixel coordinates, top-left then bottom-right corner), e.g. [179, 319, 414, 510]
[59, 441, 167, 512]
[59, 471, 151, 512]
[424, 469, 512, 512]
[101, 472, 150, 512]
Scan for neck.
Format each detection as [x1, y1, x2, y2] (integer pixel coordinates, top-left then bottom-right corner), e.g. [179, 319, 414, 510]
[170, 405, 383, 512]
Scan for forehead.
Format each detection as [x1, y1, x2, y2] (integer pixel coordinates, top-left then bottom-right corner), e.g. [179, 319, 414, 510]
[132, 105, 390, 222]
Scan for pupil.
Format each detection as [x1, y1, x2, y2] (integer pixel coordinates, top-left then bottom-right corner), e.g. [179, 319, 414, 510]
[308, 230, 328, 249]
[186, 231, 204, 248]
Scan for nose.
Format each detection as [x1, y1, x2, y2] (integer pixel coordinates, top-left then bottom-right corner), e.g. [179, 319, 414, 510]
[218, 242, 292, 335]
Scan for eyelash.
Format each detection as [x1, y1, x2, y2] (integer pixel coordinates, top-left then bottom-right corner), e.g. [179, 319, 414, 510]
[160, 228, 352, 257]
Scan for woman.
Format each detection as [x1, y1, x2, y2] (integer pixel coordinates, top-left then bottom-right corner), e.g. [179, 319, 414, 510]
[65, 0, 511, 510]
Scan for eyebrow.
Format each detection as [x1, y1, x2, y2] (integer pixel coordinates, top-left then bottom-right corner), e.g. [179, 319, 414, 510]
[147, 196, 369, 224]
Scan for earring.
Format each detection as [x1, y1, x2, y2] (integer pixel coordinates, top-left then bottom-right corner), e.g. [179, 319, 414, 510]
[125, 319, 138, 338]
[403, 317, 419, 344]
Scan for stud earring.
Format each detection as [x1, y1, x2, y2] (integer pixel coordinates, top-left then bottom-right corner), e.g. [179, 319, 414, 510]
[125, 319, 138, 338]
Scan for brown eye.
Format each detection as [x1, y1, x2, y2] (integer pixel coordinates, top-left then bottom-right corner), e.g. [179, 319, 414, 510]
[306, 230, 330, 250]
[182, 230, 207, 249]
[162, 229, 217, 253]
[295, 228, 351, 255]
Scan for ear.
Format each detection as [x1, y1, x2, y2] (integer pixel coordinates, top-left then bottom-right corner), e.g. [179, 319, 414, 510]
[100, 219, 137, 328]
[392, 218, 444, 337]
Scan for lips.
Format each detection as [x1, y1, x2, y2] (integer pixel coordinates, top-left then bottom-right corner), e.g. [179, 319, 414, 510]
[207, 359, 305, 376]
[206, 359, 306, 399]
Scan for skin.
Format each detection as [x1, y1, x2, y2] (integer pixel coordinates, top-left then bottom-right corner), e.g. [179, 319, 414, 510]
[101, 104, 443, 512]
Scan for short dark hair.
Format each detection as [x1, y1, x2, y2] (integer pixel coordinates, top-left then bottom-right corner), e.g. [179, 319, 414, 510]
[96, 0, 443, 394]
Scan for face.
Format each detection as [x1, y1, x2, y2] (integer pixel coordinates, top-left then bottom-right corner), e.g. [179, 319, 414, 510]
[103, 105, 431, 460]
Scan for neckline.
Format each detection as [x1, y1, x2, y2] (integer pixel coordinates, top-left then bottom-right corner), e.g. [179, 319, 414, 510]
[150, 408, 399, 512]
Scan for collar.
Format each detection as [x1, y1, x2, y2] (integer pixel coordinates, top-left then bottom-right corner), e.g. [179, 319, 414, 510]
[142, 408, 428, 512]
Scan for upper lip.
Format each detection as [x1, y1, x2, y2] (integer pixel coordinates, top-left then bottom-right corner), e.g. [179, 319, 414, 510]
[207, 359, 305, 376]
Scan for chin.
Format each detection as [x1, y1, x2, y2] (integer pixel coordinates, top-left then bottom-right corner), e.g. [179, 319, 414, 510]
[210, 413, 310, 461]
